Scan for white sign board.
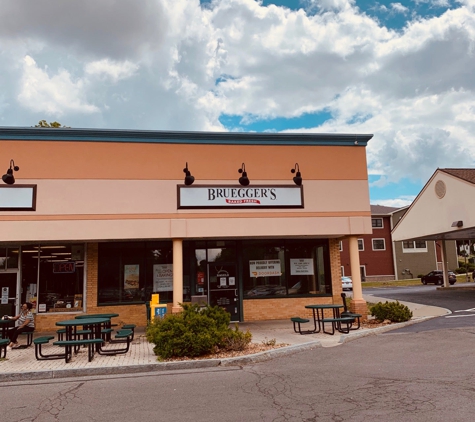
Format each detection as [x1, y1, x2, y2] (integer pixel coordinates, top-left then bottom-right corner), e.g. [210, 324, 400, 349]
[249, 260, 282, 278]
[0, 185, 36, 211]
[153, 264, 173, 292]
[178, 185, 303, 209]
[1, 287, 8, 304]
[290, 259, 314, 275]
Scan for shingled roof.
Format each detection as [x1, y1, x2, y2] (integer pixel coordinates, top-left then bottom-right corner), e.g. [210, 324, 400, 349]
[370, 205, 400, 215]
[440, 168, 475, 184]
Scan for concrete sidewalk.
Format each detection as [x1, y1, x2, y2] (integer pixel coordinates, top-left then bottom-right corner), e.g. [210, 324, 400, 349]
[0, 296, 450, 382]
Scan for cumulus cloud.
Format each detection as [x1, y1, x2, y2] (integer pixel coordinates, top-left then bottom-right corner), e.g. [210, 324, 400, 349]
[17, 56, 99, 115]
[85, 59, 139, 83]
[1, 0, 475, 205]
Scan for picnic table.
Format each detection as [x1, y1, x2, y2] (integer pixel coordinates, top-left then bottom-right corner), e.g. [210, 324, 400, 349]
[304, 304, 351, 335]
[75, 313, 119, 341]
[0, 318, 13, 339]
[54, 317, 109, 362]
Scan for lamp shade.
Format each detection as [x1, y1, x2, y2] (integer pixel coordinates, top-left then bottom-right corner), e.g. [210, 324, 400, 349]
[291, 163, 302, 186]
[183, 162, 194, 185]
[238, 163, 250, 186]
[2, 169, 14, 185]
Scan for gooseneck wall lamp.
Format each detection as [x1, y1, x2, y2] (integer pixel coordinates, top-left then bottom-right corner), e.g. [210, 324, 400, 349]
[183, 162, 195, 185]
[238, 163, 250, 186]
[2, 160, 19, 185]
[291, 163, 302, 186]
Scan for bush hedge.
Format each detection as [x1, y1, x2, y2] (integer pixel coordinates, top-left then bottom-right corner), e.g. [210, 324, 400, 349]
[146, 303, 251, 359]
[369, 301, 413, 323]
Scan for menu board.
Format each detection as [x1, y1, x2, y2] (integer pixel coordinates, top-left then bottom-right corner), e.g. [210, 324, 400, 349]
[124, 264, 139, 290]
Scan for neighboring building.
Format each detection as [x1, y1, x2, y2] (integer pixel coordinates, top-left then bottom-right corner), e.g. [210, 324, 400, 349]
[391, 208, 458, 279]
[340, 205, 458, 282]
[393, 168, 474, 286]
[0, 127, 373, 331]
[340, 205, 398, 281]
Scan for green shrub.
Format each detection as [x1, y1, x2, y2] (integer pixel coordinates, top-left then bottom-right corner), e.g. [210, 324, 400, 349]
[146, 303, 252, 359]
[369, 301, 413, 323]
[221, 325, 252, 351]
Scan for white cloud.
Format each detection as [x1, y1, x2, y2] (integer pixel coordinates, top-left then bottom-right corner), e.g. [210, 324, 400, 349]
[371, 197, 415, 207]
[0, 0, 475, 205]
[85, 59, 139, 83]
[390, 3, 409, 13]
[17, 56, 99, 115]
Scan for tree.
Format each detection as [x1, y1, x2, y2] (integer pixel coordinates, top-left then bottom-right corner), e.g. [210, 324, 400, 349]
[34, 120, 69, 128]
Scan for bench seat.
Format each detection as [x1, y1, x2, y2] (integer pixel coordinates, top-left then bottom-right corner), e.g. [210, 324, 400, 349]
[121, 324, 136, 340]
[19, 331, 34, 347]
[53, 338, 104, 363]
[290, 317, 315, 335]
[321, 317, 355, 335]
[340, 312, 362, 330]
[33, 336, 66, 361]
[99, 329, 133, 355]
[0, 338, 9, 358]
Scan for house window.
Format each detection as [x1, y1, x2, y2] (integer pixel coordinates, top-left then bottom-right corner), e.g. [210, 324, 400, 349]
[341, 266, 344, 277]
[358, 239, 364, 251]
[372, 218, 383, 228]
[372, 239, 385, 250]
[403, 240, 427, 253]
[339, 241, 343, 251]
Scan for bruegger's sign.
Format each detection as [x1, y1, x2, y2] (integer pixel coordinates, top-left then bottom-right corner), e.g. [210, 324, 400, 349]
[177, 185, 303, 209]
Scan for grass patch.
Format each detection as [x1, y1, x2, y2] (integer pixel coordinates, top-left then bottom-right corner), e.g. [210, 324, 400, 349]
[362, 273, 468, 288]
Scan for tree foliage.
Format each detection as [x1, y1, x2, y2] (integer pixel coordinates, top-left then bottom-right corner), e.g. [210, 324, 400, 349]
[34, 120, 69, 128]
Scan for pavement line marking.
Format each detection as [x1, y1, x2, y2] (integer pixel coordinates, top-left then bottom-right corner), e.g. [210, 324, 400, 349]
[446, 314, 475, 318]
[454, 308, 475, 312]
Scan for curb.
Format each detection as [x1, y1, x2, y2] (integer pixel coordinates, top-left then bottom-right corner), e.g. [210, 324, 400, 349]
[0, 312, 446, 382]
[0, 341, 323, 383]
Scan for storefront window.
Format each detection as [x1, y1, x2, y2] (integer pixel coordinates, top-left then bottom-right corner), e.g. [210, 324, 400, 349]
[97, 241, 189, 306]
[0, 247, 19, 270]
[243, 240, 331, 298]
[21, 244, 85, 313]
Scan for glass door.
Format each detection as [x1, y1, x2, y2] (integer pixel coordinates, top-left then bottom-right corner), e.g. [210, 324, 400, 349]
[208, 262, 240, 322]
[0, 273, 19, 317]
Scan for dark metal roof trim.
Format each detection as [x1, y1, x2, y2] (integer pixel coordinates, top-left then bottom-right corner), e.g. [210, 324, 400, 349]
[0, 127, 373, 146]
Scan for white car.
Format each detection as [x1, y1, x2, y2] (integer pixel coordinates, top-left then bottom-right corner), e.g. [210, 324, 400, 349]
[341, 276, 353, 291]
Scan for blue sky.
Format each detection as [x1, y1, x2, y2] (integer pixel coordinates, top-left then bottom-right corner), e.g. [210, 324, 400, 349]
[1, 0, 473, 208]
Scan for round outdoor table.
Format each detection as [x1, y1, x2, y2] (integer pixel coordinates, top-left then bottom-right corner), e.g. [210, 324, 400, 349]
[75, 313, 119, 319]
[305, 304, 344, 332]
[56, 317, 110, 349]
[74, 314, 118, 341]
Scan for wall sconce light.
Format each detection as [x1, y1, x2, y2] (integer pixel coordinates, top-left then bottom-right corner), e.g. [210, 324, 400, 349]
[291, 163, 302, 186]
[2, 160, 19, 185]
[238, 163, 250, 186]
[451, 220, 463, 228]
[183, 162, 194, 186]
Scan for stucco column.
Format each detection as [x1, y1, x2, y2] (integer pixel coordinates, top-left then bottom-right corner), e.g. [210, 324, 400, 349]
[172, 238, 184, 314]
[348, 236, 367, 318]
[441, 240, 448, 287]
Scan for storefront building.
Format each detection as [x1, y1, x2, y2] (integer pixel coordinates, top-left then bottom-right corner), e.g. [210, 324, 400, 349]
[0, 127, 372, 331]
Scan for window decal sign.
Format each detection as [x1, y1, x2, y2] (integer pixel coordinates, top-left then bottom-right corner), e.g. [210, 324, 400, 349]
[290, 259, 314, 275]
[153, 264, 173, 292]
[178, 185, 303, 209]
[249, 260, 282, 278]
